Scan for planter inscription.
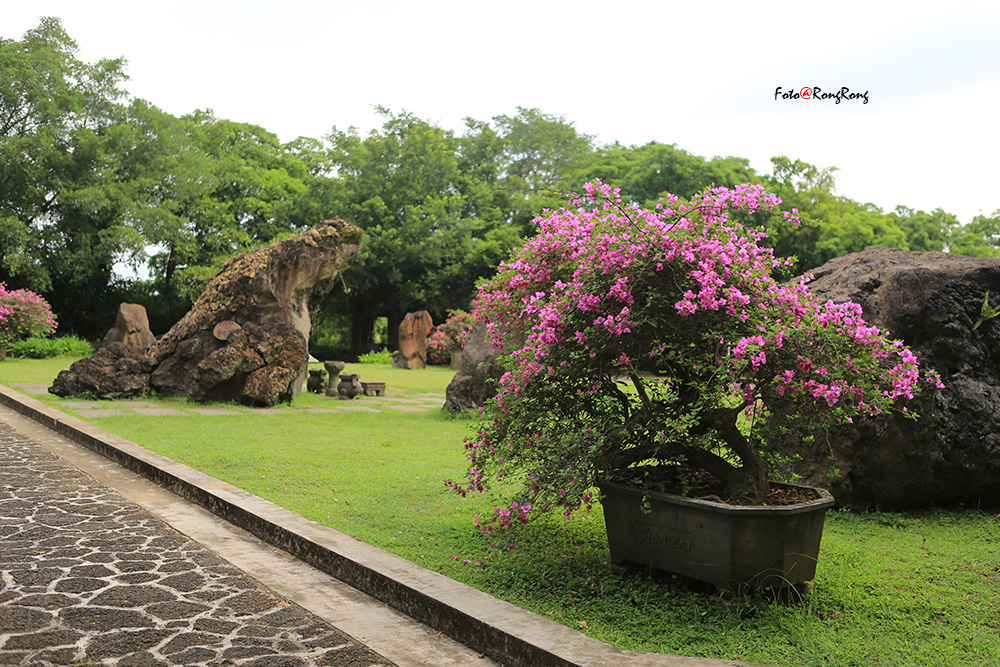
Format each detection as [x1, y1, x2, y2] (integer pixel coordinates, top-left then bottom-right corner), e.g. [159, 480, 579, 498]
[633, 521, 693, 552]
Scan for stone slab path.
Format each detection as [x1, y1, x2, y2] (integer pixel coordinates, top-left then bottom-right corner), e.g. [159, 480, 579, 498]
[7, 385, 445, 420]
[0, 419, 397, 667]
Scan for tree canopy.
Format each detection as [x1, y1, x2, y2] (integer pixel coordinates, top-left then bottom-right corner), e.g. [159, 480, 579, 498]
[0, 17, 131, 333]
[2, 18, 997, 351]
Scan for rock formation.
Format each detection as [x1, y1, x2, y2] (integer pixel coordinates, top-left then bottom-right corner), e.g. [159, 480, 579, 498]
[779, 246, 1000, 509]
[393, 311, 433, 369]
[102, 303, 157, 351]
[48, 342, 154, 399]
[50, 219, 362, 407]
[444, 321, 507, 414]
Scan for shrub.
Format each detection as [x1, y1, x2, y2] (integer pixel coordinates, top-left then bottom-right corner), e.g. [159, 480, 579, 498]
[427, 310, 473, 365]
[449, 180, 943, 530]
[0, 283, 57, 348]
[10, 335, 94, 358]
[426, 330, 453, 365]
[358, 349, 394, 364]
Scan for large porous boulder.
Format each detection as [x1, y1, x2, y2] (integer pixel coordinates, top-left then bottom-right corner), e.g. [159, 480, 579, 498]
[781, 246, 1000, 509]
[154, 321, 309, 405]
[51, 219, 362, 407]
[49, 342, 154, 399]
[444, 321, 507, 414]
[393, 310, 433, 369]
[102, 303, 157, 351]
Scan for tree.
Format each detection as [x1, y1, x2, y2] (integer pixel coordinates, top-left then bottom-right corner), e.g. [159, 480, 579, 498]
[315, 108, 525, 353]
[889, 206, 956, 253]
[483, 107, 595, 233]
[1, 20, 314, 337]
[0, 17, 132, 336]
[490, 107, 593, 192]
[580, 141, 759, 207]
[37, 117, 147, 336]
[124, 106, 309, 322]
[948, 211, 1000, 258]
[765, 156, 911, 271]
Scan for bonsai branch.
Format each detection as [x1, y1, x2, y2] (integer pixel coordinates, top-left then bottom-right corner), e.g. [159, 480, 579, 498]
[609, 439, 756, 496]
[705, 407, 769, 495]
[628, 369, 651, 407]
[605, 376, 632, 419]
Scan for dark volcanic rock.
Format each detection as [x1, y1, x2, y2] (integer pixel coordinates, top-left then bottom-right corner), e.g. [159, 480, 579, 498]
[781, 246, 1000, 509]
[444, 322, 507, 415]
[185, 321, 308, 405]
[50, 219, 361, 407]
[49, 343, 154, 399]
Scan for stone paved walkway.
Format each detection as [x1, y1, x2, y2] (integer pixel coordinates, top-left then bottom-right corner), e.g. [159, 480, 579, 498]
[6, 385, 445, 420]
[0, 420, 396, 667]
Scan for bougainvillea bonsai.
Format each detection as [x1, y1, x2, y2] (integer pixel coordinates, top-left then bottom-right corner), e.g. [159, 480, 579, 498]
[0, 282, 57, 350]
[448, 180, 943, 530]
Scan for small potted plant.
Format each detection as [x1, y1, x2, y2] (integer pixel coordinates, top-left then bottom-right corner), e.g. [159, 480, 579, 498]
[449, 180, 943, 589]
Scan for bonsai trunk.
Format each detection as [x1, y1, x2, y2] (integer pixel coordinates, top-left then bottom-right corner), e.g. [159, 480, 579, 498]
[623, 371, 770, 498]
[705, 407, 769, 497]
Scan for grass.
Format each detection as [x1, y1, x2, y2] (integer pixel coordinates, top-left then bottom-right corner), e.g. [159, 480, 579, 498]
[2, 357, 998, 666]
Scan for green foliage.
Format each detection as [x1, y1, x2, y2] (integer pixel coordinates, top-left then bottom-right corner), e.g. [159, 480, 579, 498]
[973, 294, 1000, 331]
[123, 103, 311, 322]
[890, 206, 957, 252]
[764, 157, 912, 270]
[311, 107, 545, 353]
[1, 19, 312, 336]
[0, 18, 131, 336]
[9, 334, 93, 358]
[581, 141, 757, 207]
[3, 17, 997, 352]
[372, 317, 389, 344]
[764, 158, 1000, 270]
[948, 211, 1000, 258]
[357, 349, 394, 364]
[491, 107, 594, 192]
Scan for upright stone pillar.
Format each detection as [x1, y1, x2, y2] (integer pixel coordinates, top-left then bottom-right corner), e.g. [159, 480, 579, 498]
[393, 311, 433, 369]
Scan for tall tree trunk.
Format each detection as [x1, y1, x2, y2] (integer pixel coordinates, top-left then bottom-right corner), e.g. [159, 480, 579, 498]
[349, 297, 375, 356]
[164, 244, 178, 323]
[387, 311, 402, 351]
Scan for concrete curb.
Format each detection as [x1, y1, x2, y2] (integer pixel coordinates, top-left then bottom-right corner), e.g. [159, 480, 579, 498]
[0, 384, 770, 667]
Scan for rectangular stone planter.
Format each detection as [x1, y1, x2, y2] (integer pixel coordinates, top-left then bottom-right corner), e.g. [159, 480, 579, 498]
[597, 479, 835, 590]
[361, 381, 386, 397]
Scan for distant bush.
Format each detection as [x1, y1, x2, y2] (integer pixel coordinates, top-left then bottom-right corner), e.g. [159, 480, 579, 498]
[0, 282, 57, 347]
[358, 349, 394, 364]
[10, 335, 94, 358]
[427, 310, 473, 365]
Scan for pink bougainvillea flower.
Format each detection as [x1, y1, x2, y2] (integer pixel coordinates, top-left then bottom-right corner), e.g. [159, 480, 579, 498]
[446, 181, 941, 531]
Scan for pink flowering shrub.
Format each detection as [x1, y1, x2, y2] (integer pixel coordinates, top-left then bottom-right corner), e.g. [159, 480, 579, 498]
[426, 329, 453, 365]
[0, 283, 57, 348]
[448, 180, 943, 531]
[426, 310, 473, 365]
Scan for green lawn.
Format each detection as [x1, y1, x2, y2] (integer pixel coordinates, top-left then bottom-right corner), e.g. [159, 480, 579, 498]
[2, 357, 998, 666]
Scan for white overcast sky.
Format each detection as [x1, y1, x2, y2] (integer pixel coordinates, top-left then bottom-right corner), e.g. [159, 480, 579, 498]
[5, 0, 1000, 224]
